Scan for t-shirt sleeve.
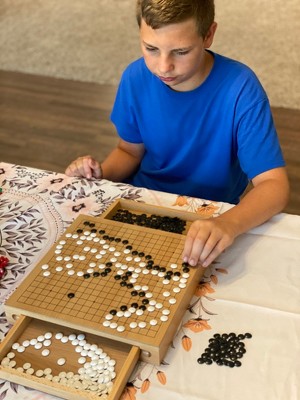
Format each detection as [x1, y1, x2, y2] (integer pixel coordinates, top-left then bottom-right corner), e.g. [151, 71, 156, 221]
[110, 67, 143, 144]
[235, 79, 285, 180]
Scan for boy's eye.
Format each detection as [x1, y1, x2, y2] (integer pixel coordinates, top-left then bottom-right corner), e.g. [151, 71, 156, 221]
[175, 50, 190, 56]
[145, 47, 157, 52]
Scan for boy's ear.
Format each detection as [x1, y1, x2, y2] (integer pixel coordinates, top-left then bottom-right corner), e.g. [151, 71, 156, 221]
[203, 22, 218, 48]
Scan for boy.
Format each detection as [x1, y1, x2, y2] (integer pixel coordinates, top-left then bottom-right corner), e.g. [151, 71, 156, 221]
[65, 0, 289, 268]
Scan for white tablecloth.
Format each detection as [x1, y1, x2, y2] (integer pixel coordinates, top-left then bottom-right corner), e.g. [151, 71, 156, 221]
[0, 162, 299, 400]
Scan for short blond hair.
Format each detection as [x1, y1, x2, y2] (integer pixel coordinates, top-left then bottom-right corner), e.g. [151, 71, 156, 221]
[136, 0, 215, 38]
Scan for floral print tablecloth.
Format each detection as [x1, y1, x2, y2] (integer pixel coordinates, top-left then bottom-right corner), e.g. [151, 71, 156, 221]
[0, 162, 299, 400]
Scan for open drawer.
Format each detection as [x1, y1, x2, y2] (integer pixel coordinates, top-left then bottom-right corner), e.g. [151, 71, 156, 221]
[0, 315, 140, 400]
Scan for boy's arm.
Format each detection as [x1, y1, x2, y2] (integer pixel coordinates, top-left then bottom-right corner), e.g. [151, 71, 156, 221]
[65, 139, 145, 181]
[182, 167, 290, 268]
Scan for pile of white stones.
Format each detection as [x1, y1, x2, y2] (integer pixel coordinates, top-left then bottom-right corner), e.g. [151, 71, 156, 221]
[1, 331, 116, 398]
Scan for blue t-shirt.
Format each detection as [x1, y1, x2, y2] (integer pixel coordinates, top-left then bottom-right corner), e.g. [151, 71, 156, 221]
[110, 51, 285, 203]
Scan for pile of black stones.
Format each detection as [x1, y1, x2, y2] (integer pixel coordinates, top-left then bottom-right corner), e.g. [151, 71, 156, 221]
[197, 332, 252, 368]
[112, 209, 186, 234]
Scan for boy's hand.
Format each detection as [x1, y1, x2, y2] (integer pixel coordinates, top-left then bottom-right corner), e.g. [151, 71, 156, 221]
[182, 218, 236, 268]
[65, 156, 102, 179]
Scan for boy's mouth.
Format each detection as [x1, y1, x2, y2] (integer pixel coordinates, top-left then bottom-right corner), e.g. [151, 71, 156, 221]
[159, 76, 176, 83]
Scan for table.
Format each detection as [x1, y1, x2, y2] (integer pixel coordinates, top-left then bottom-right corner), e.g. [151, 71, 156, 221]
[0, 162, 299, 400]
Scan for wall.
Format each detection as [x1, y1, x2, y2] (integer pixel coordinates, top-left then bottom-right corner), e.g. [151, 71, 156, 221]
[0, 0, 299, 109]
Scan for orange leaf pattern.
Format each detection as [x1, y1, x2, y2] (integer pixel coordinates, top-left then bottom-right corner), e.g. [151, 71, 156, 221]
[120, 384, 137, 400]
[141, 379, 151, 393]
[183, 318, 211, 333]
[156, 370, 167, 385]
[173, 195, 188, 207]
[195, 282, 215, 297]
[210, 274, 218, 284]
[181, 335, 192, 351]
[196, 203, 219, 217]
[216, 268, 228, 274]
[171, 196, 220, 217]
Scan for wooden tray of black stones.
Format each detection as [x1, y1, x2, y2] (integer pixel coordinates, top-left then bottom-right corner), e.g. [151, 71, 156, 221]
[2, 199, 205, 398]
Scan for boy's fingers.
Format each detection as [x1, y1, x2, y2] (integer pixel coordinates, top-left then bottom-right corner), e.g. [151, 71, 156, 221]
[88, 158, 101, 178]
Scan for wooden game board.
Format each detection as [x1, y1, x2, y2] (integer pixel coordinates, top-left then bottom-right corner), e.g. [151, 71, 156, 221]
[5, 200, 204, 365]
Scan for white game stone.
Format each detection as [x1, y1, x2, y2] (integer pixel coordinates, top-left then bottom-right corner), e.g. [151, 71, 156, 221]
[77, 333, 85, 340]
[1, 357, 10, 366]
[55, 332, 64, 340]
[67, 270, 75, 275]
[124, 311, 131, 318]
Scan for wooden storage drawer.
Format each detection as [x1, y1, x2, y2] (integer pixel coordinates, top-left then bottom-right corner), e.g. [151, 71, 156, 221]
[0, 315, 139, 400]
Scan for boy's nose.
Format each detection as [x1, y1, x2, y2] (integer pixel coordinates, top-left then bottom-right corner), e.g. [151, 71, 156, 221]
[158, 56, 174, 74]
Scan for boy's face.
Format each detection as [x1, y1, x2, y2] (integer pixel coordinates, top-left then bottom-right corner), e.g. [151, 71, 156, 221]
[140, 18, 217, 92]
